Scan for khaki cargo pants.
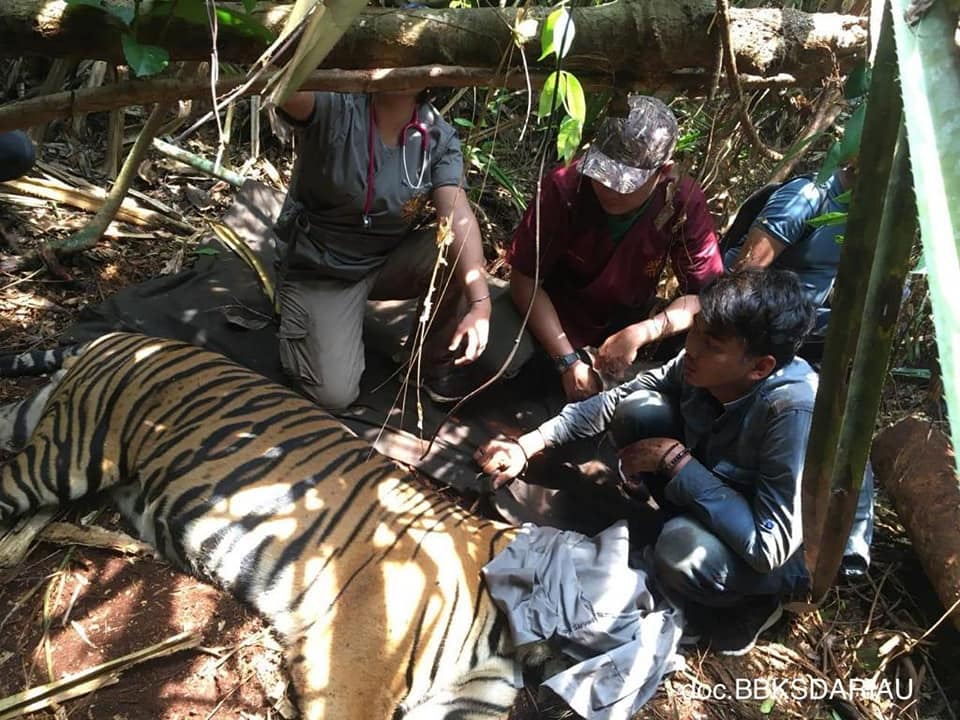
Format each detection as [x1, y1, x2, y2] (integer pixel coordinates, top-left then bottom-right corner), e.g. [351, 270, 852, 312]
[277, 228, 462, 410]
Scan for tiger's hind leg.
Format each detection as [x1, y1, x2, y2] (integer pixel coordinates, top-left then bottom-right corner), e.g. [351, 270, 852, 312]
[285, 627, 519, 720]
[400, 656, 520, 720]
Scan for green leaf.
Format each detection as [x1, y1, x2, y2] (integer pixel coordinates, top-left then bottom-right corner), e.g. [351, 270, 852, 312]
[242, 0, 257, 13]
[835, 189, 853, 204]
[453, 117, 476, 128]
[538, 71, 565, 119]
[550, 8, 575, 59]
[807, 211, 848, 229]
[539, 7, 574, 60]
[557, 115, 583, 164]
[191, 247, 221, 256]
[759, 697, 776, 714]
[845, 59, 871, 99]
[891, 0, 960, 460]
[121, 34, 170, 77]
[561, 71, 586, 124]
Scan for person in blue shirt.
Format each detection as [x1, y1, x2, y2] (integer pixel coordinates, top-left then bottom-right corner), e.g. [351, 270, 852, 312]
[1, 130, 36, 246]
[0, 130, 35, 183]
[593, 168, 853, 380]
[476, 269, 822, 656]
[721, 168, 850, 355]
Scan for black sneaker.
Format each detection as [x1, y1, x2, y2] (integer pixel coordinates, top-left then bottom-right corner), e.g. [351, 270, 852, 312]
[704, 596, 783, 656]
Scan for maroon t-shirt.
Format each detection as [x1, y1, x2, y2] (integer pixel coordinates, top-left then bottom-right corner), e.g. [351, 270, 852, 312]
[508, 162, 723, 348]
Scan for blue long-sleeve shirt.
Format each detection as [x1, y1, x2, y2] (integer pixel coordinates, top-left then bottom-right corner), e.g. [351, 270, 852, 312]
[537, 353, 818, 574]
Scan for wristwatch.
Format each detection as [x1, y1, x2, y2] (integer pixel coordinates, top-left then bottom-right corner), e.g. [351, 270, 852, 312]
[553, 349, 583, 374]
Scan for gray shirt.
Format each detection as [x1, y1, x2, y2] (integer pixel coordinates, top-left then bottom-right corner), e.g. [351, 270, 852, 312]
[278, 92, 465, 280]
[537, 354, 818, 575]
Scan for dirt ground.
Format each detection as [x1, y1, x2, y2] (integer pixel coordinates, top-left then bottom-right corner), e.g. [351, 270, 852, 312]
[1, 94, 959, 720]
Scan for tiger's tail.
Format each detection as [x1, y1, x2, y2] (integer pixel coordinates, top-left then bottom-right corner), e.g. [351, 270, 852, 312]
[0, 344, 82, 377]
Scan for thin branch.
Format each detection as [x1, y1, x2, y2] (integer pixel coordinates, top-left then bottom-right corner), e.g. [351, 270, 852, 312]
[715, 0, 783, 161]
[0, 66, 801, 136]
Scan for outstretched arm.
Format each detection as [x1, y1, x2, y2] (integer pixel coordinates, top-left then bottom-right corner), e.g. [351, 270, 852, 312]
[595, 294, 702, 378]
[432, 185, 491, 365]
[510, 270, 601, 400]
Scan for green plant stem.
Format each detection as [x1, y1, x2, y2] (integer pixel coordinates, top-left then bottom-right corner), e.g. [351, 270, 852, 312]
[810, 122, 917, 598]
[43, 101, 173, 258]
[801, 0, 902, 580]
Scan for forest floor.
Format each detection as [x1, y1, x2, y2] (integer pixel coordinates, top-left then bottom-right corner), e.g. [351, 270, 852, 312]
[1, 94, 958, 720]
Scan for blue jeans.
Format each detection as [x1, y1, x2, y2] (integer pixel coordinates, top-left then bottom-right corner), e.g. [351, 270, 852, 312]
[0, 131, 35, 182]
[609, 389, 809, 607]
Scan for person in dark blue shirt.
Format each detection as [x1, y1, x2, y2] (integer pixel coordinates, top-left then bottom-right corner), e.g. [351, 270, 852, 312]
[0, 130, 35, 183]
[722, 168, 851, 351]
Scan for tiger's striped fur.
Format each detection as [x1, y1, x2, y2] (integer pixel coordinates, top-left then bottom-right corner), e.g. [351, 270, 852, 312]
[0, 333, 520, 719]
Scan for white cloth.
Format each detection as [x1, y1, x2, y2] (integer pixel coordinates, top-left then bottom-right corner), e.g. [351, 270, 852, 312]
[482, 521, 685, 720]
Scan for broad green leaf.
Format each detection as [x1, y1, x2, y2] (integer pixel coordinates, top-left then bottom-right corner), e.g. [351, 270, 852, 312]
[561, 71, 586, 123]
[453, 117, 476, 128]
[759, 697, 776, 714]
[539, 7, 573, 60]
[538, 71, 566, 119]
[550, 8, 575, 59]
[807, 211, 848, 228]
[557, 115, 582, 164]
[891, 0, 960, 460]
[242, 0, 257, 13]
[835, 189, 853, 203]
[121, 34, 170, 77]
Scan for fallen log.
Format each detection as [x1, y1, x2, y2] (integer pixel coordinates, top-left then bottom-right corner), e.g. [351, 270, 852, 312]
[0, 1, 866, 87]
[871, 416, 960, 631]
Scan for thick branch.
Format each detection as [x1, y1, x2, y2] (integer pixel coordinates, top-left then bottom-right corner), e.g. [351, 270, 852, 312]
[1, 1, 866, 86]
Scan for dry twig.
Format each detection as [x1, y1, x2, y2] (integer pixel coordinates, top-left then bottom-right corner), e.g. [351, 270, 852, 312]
[715, 0, 783, 161]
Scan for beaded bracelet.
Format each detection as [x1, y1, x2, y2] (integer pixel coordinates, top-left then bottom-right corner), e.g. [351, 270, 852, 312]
[657, 441, 683, 474]
[662, 446, 691, 475]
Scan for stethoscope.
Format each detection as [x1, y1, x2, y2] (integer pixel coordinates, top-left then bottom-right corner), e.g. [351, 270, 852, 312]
[362, 102, 431, 229]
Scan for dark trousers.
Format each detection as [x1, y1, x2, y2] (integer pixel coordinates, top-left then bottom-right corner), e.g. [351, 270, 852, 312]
[0, 131, 36, 182]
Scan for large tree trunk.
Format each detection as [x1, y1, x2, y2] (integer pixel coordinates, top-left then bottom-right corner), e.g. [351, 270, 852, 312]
[2, 0, 866, 88]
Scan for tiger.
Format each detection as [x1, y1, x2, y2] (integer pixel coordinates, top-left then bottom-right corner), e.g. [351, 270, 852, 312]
[0, 332, 523, 720]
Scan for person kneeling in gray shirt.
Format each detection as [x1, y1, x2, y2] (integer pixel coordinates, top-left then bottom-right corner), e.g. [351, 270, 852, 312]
[476, 269, 821, 656]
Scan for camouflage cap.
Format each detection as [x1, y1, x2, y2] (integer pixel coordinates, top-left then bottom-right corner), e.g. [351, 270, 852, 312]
[580, 95, 678, 194]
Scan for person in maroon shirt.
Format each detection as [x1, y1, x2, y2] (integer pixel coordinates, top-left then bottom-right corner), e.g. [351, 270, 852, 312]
[461, 96, 722, 403]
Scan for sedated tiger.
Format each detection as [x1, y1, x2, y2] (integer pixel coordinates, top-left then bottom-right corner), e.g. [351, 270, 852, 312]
[0, 332, 523, 719]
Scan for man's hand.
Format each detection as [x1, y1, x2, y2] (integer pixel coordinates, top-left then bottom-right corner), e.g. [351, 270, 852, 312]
[474, 437, 527, 489]
[449, 299, 491, 366]
[596, 323, 651, 378]
[561, 360, 603, 401]
[618, 438, 686, 478]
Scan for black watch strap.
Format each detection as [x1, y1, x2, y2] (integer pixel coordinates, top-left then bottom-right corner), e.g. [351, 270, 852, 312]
[553, 349, 582, 374]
